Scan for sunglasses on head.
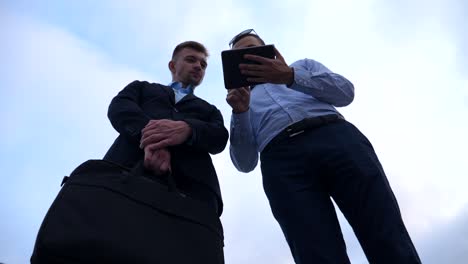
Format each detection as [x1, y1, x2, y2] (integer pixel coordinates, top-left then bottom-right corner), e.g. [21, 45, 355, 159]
[229, 29, 258, 47]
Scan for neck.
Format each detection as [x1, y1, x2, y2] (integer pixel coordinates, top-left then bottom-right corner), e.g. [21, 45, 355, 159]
[173, 80, 187, 88]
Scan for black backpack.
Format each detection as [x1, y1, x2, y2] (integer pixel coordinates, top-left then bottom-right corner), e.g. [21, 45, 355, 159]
[31, 160, 224, 264]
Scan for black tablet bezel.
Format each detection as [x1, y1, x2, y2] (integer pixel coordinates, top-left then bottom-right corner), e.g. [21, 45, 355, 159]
[221, 44, 275, 89]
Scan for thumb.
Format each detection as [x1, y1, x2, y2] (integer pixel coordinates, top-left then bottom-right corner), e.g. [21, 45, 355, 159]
[143, 148, 153, 169]
[161, 160, 171, 173]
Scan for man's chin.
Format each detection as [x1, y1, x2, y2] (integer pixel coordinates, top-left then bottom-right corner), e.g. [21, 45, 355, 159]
[190, 79, 203, 87]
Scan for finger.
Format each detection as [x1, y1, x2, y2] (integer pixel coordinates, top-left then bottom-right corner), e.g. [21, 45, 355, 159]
[240, 69, 264, 77]
[226, 94, 238, 103]
[227, 88, 248, 100]
[141, 127, 161, 141]
[160, 159, 171, 172]
[247, 77, 267, 83]
[142, 124, 160, 136]
[143, 149, 154, 169]
[145, 119, 158, 128]
[158, 148, 170, 159]
[147, 139, 171, 151]
[239, 64, 264, 71]
[142, 119, 173, 133]
[244, 54, 271, 64]
[144, 124, 175, 138]
[159, 149, 171, 161]
[141, 134, 166, 148]
[156, 153, 169, 167]
[143, 120, 161, 131]
[144, 157, 151, 170]
[153, 148, 162, 160]
[238, 87, 250, 97]
[226, 93, 241, 105]
[142, 123, 166, 135]
[227, 88, 241, 96]
[140, 133, 166, 148]
[141, 133, 155, 148]
[229, 89, 246, 99]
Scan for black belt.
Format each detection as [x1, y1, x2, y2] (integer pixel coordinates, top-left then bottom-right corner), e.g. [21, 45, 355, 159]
[265, 114, 345, 150]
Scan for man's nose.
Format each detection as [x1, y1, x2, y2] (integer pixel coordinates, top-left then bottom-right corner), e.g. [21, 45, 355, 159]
[193, 61, 203, 70]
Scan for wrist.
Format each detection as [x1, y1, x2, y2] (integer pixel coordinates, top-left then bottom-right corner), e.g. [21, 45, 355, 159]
[180, 121, 192, 135]
[232, 106, 249, 114]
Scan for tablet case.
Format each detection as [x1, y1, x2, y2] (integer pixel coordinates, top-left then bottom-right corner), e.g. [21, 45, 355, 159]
[221, 44, 275, 89]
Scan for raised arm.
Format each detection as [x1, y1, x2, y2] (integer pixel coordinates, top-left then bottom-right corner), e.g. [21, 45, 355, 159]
[107, 80, 151, 143]
[226, 87, 259, 172]
[289, 59, 355, 107]
[240, 48, 355, 107]
[183, 106, 229, 154]
[139, 102, 229, 155]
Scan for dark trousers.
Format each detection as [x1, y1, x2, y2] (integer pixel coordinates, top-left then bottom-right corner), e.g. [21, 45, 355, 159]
[260, 120, 421, 264]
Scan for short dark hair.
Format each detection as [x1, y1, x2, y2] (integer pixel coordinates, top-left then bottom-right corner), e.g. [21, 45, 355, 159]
[229, 29, 266, 47]
[231, 33, 265, 47]
[172, 41, 209, 60]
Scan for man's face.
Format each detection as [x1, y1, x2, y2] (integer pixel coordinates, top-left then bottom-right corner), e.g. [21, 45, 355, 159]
[232, 35, 264, 50]
[169, 48, 208, 87]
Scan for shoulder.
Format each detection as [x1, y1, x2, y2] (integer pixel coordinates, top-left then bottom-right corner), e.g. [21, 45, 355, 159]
[191, 94, 221, 113]
[121, 80, 171, 95]
[194, 95, 216, 107]
[125, 80, 167, 89]
[290, 58, 329, 73]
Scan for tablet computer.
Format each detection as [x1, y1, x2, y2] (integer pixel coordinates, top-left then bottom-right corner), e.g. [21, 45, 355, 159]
[221, 44, 275, 89]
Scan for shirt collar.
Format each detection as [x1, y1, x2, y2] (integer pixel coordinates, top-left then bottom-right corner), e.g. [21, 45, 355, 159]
[169, 82, 194, 95]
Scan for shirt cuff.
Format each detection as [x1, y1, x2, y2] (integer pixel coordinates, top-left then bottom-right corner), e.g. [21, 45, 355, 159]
[186, 128, 196, 145]
[230, 110, 252, 144]
[289, 67, 325, 93]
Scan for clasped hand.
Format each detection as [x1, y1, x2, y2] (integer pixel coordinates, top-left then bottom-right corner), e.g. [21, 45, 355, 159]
[140, 119, 192, 175]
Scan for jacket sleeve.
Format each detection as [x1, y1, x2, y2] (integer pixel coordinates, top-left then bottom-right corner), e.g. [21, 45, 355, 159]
[183, 106, 229, 155]
[107, 80, 151, 143]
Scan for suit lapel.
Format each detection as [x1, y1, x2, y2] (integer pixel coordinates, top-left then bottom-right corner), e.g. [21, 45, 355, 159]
[158, 83, 197, 105]
[176, 93, 198, 105]
[160, 84, 176, 105]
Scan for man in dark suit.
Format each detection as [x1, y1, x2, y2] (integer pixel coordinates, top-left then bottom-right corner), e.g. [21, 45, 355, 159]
[104, 41, 229, 216]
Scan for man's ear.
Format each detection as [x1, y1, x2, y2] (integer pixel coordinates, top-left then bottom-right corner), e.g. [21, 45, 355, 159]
[168, 60, 176, 74]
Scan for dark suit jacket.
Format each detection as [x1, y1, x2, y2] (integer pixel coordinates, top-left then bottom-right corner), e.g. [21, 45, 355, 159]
[104, 80, 229, 215]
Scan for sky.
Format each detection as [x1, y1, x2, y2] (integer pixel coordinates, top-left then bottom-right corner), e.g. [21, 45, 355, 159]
[1, 0, 467, 263]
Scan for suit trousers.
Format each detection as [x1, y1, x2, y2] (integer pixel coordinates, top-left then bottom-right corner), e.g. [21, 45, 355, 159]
[260, 120, 422, 264]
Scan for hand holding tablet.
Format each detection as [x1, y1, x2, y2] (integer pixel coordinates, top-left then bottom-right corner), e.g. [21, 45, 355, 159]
[221, 45, 276, 89]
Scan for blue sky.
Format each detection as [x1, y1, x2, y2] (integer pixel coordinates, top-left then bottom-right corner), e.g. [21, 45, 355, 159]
[1, 0, 467, 263]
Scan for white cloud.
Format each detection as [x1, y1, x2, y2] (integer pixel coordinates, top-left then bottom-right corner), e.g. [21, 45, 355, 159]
[0, 11, 151, 152]
[214, 155, 294, 263]
[416, 206, 468, 264]
[0, 11, 150, 263]
[1, 1, 468, 263]
[371, 0, 468, 76]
